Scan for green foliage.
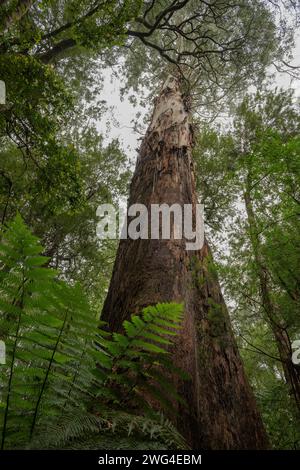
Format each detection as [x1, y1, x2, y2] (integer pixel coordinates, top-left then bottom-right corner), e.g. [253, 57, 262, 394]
[194, 87, 300, 449]
[0, 53, 84, 214]
[0, 215, 187, 449]
[30, 410, 186, 450]
[0, 214, 98, 449]
[0, 54, 71, 141]
[0, 0, 143, 59]
[0, 54, 131, 305]
[192, 125, 237, 233]
[0, 125, 130, 308]
[93, 302, 185, 413]
[0, 0, 136, 308]
[119, 0, 298, 112]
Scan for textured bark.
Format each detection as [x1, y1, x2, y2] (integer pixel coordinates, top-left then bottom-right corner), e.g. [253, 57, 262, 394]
[244, 181, 300, 414]
[102, 76, 269, 449]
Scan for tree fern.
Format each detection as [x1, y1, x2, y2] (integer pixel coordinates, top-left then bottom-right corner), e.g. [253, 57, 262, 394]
[29, 410, 187, 450]
[93, 303, 185, 405]
[0, 215, 188, 450]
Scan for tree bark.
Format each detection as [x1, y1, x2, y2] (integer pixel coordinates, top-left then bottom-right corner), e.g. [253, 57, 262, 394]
[38, 38, 77, 64]
[244, 178, 300, 415]
[101, 75, 269, 449]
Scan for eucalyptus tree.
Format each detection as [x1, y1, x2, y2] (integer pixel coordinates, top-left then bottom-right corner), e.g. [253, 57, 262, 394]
[100, 0, 300, 450]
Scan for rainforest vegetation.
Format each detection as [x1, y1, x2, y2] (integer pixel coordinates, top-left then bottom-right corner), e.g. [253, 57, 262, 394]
[0, 0, 299, 451]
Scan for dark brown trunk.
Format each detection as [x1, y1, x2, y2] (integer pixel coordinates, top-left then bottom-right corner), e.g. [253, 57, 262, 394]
[101, 76, 269, 449]
[244, 179, 300, 414]
[38, 39, 77, 64]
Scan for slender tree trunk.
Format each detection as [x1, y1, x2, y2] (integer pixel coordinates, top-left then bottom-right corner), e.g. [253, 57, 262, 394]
[102, 75, 269, 449]
[244, 177, 300, 414]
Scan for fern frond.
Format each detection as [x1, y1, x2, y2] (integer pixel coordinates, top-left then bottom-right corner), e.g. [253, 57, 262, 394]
[0, 216, 187, 450]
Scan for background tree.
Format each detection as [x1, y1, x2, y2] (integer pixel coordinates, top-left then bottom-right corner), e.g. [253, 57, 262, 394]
[0, 5, 134, 305]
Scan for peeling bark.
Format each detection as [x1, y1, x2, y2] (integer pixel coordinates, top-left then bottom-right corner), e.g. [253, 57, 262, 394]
[101, 76, 269, 449]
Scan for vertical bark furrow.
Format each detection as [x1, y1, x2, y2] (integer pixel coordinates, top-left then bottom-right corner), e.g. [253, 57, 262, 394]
[101, 76, 269, 449]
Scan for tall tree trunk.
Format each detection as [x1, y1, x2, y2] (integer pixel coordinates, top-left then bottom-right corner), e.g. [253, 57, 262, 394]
[101, 75, 268, 449]
[244, 177, 300, 414]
